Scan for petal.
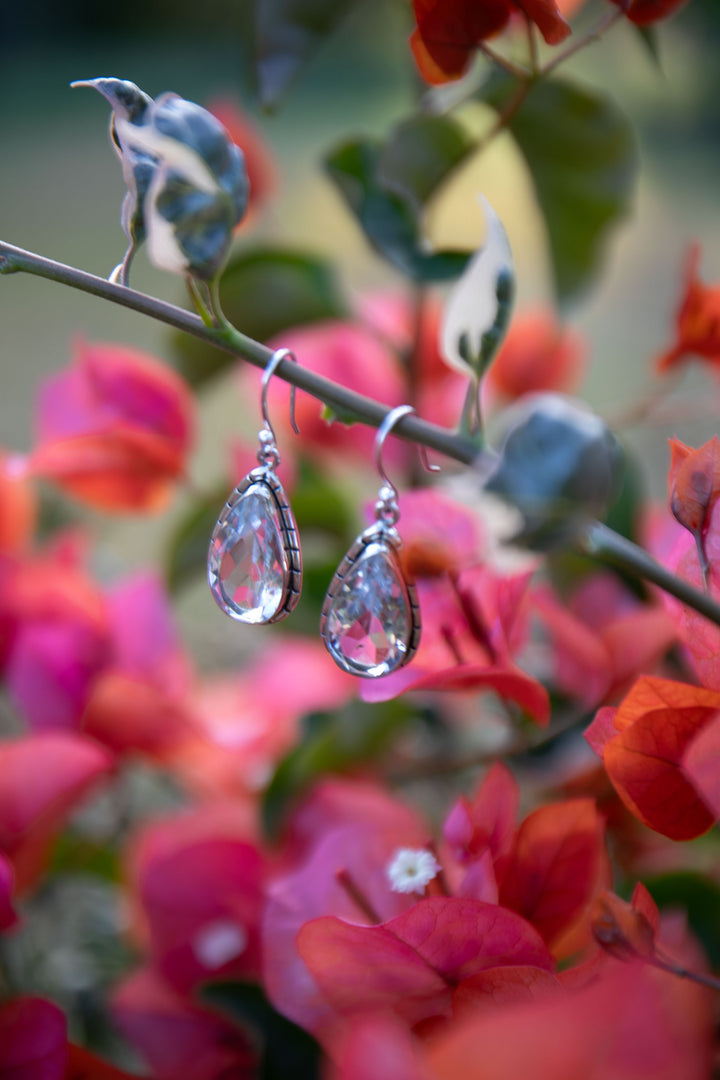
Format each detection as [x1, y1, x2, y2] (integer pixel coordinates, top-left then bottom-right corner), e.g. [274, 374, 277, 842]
[453, 964, 562, 1018]
[593, 676, 720, 838]
[112, 967, 254, 1080]
[0, 997, 67, 1079]
[297, 897, 553, 1030]
[28, 429, 184, 512]
[498, 799, 608, 954]
[683, 712, 720, 821]
[0, 734, 113, 891]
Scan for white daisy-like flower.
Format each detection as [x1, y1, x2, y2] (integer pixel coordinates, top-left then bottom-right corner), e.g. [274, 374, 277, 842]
[386, 847, 441, 895]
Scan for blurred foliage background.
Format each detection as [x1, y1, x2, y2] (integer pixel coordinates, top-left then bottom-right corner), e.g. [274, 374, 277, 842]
[1, 4, 720, 1065]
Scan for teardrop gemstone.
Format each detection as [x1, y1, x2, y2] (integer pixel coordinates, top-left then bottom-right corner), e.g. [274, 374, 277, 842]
[322, 541, 417, 677]
[208, 481, 290, 624]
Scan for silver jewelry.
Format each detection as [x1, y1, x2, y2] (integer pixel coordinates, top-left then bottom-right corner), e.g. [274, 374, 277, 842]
[207, 348, 302, 624]
[320, 405, 431, 678]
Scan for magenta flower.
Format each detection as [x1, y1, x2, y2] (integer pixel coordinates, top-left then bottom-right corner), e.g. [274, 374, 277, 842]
[27, 339, 194, 512]
[0, 733, 113, 893]
[112, 966, 256, 1080]
[263, 780, 431, 1037]
[125, 806, 267, 994]
[362, 564, 550, 724]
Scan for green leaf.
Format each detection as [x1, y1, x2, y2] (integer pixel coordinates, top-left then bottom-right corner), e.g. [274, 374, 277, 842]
[325, 135, 472, 282]
[492, 77, 636, 305]
[172, 247, 347, 386]
[203, 981, 321, 1080]
[262, 699, 412, 839]
[50, 830, 121, 882]
[377, 113, 476, 209]
[291, 458, 354, 538]
[254, 0, 357, 107]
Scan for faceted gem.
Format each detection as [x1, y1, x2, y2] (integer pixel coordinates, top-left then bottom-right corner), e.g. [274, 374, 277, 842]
[324, 542, 414, 677]
[208, 481, 289, 624]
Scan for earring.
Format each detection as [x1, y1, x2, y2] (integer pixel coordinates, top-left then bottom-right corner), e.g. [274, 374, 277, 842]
[207, 348, 302, 624]
[320, 405, 437, 678]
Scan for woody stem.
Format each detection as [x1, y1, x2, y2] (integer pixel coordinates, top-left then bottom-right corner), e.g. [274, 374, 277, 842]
[4, 240, 720, 632]
[0, 240, 478, 466]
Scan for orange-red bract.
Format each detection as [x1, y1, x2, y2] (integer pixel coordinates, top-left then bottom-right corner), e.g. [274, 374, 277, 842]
[443, 762, 519, 865]
[667, 493, 720, 692]
[452, 965, 562, 1017]
[81, 672, 197, 760]
[683, 712, 720, 820]
[656, 245, 720, 373]
[668, 436, 720, 539]
[425, 956, 713, 1080]
[29, 341, 194, 512]
[589, 884, 658, 962]
[485, 309, 586, 404]
[297, 897, 553, 1033]
[411, 0, 571, 84]
[0, 455, 36, 554]
[28, 429, 186, 512]
[329, 1015, 431, 1080]
[497, 798, 607, 955]
[295, 894, 557, 1028]
[585, 675, 720, 840]
[0, 733, 113, 891]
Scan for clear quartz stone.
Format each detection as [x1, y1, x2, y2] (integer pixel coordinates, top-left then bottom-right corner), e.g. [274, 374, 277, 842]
[325, 543, 411, 676]
[208, 481, 288, 623]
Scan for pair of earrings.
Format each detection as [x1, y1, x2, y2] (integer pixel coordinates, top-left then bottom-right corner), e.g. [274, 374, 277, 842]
[207, 349, 429, 678]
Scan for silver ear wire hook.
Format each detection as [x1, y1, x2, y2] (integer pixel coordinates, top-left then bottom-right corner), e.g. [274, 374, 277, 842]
[208, 346, 303, 625]
[261, 348, 299, 441]
[321, 403, 427, 677]
[374, 405, 440, 498]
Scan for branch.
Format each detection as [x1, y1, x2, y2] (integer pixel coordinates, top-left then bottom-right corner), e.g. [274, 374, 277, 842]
[580, 521, 720, 627]
[0, 240, 479, 466]
[541, 5, 626, 77]
[3, 239, 720, 632]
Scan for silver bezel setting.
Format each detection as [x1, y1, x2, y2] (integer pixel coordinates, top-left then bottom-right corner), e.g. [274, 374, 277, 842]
[208, 465, 302, 624]
[319, 520, 421, 678]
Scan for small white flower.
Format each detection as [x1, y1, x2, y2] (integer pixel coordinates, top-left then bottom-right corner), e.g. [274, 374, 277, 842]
[386, 848, 441, 895]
